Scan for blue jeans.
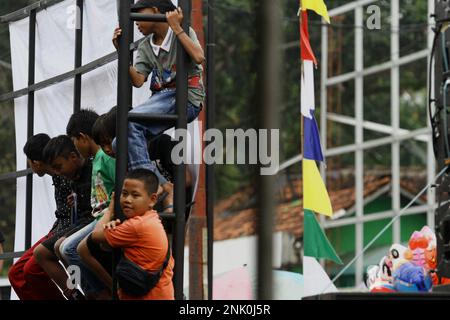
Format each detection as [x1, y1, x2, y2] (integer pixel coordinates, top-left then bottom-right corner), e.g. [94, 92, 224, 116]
[60, 220, 106, 294]
[113, 89, 200, 184]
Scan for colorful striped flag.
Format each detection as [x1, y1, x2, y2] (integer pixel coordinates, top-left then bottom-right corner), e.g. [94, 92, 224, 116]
[301, 5, 341, 292]
[301, 10, 332, 217]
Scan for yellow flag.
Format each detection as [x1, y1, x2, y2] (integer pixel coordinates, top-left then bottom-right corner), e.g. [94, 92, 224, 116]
[302, 0, 330, 24]
[303, 159, 332, 216]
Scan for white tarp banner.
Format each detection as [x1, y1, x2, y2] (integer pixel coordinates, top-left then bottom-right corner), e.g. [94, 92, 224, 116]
[9, 0, 198, 298]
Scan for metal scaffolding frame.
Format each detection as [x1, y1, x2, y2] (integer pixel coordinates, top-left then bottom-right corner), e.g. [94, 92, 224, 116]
[318, 0, 436, 287]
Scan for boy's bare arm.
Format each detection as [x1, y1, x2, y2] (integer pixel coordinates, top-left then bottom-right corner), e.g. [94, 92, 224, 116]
[91, 209, 111, 244]
[166, 8, 205, 64]
[112, 27, 146, 88]
[91, 193, 115, 244]
[129, 66, 146, 88]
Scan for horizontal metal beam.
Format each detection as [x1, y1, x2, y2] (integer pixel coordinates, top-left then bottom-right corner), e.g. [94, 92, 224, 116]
[326, 127, 431, 157]
[0, 60, 12, 70]
[0, 39, 144, 102]
[130, 13, 167, 22]
[128, 113, 178, 124]
[323, 204, 434, 229]
[0, 251, 25, 260]
[336, 184, 392, 219]
[0, 278, 11, 287]
[159, 213, 176, 220]
[327, 113, 430, 142]
[326, 50, 429, 87]
[0, 0, 64, 23]
[277, 154, 303, 173]
[0, 168, 32, 181]
[276, 127, 430, 173]
[279, 41, 298, 51]
[328, 0, 379, 17]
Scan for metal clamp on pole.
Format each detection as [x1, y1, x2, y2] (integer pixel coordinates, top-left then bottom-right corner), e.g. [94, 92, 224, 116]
[128, 113, 179, 124]
[129, 13, 167, 22]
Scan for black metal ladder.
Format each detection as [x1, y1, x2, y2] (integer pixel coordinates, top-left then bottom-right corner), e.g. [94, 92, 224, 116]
[115, 0, 190, 300]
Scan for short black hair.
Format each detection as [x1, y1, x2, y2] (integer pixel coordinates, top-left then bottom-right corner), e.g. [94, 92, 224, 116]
[131, 0, 177, 14]
[125, 169, 159, 195]
[66, 109, 99, 139]
[43, 135, 80, 164]
[92, 106, 116, 145]
[23, 133, 51, 161]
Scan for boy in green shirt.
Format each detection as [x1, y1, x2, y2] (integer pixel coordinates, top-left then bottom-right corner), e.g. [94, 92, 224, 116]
[58, 109, 116, 298]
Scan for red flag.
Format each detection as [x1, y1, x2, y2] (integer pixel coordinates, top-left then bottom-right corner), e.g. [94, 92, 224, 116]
[300, 10, 317, 65]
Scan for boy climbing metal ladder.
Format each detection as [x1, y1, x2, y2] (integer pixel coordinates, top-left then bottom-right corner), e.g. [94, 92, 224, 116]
[115, 0, 193, 300]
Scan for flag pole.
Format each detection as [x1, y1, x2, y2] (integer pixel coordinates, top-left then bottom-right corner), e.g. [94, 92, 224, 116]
[299, 1, 307, 273]
[300, 0, 304, 206]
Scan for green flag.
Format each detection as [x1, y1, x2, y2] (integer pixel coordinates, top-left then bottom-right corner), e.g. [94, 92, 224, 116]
[304, 209, 343, 264]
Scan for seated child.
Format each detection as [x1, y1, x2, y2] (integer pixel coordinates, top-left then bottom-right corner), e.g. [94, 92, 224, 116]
[76, 107, 182, 299]
[91, 169, 174, 300]
[33, 135, 94, 300]
[8, 134, 69, 300]
[57, 109, 116, 298]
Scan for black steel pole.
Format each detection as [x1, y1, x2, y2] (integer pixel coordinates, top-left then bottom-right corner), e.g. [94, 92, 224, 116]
[114, 0, 132, 300]
[25, 9, 37, 250]
[205, 0, 215, 301]
[434, 0, 450, 279]
[128, 0, 134, 111]
[73, 0, 84, 113]
[173, 0, 189, 301]
[255, 0, 280, 300]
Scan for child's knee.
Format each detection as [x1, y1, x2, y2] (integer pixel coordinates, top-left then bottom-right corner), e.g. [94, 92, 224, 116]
[23, 258, 42, 278]
[54, 238, 65, 260]
[77, 238, 89, 261]
[60, 239, 77, 262]
[33, 244, 49, 264]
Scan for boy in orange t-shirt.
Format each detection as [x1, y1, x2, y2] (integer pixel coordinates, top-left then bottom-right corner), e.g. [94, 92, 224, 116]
[91, 169, 174, 300]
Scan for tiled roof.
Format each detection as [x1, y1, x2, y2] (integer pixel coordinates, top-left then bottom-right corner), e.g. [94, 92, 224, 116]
[214, 170, 427, 241]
